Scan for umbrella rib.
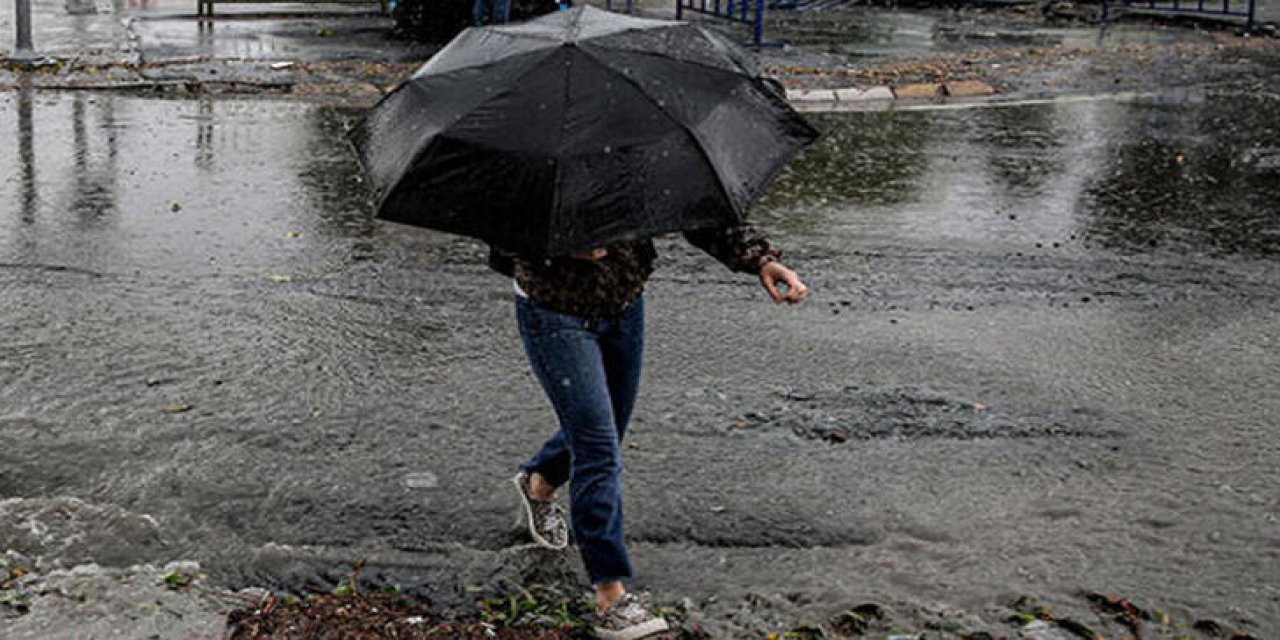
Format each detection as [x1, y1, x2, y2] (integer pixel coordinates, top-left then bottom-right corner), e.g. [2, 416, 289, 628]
[412, 42, 560, 85]
[550, 47, 572, 253]
[376, 49, 562, 219]
[575, 47, 745, 223]
[692, 25, 762, 76]
[428, 51, 565, 137]
[580, 36, 758, 80]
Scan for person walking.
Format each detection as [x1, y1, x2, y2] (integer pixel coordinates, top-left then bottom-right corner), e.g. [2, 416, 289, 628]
[496, 227, 808, 640]
[352, 15, 815, 636]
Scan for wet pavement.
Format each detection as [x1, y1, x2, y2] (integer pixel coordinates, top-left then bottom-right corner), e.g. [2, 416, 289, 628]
[1, 76, 1278, 636]
[127, 4, 435, 64]
[0, 0, 433, 65]
[0, 0, 131, 63]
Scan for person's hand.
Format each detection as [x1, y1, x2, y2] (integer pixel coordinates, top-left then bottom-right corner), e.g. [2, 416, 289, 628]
[759, 261, 808, 304]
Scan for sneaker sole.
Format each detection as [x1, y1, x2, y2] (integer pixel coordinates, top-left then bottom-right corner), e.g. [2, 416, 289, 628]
[593, 617, 670, 640]
[512, 473, 569, 551]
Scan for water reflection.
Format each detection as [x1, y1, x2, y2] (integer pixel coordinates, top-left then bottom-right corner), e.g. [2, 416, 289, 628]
[1082, 92, 1280, 258]
[761, 93, 1277, 260]
[971, 103, 1065, 196]
[67, 94, 120, 223]
[198, 18, 215, 53]
[0, 94, 396, 276]
[295, 106, 378, 239]
[1, 91, 1274, 276]
[758, 110, 933, 212]
[16, 80, 37, 225]
[195, 98, 215, 171]
[760, 100, 1107, 249]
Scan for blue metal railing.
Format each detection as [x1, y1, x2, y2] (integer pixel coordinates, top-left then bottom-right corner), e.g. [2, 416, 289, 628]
[1102, 0, 1257, 31]
[675, 0, 769, 46]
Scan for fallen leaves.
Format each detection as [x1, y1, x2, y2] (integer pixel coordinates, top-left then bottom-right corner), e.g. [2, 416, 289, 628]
[1085, 592, 1148, 638]
[830, 603, 886, 635]
[228, 564, 599, 639]
[162, 570, 195, 591]
[1009, 596, 1100, 640]
[1, 564, 32, 615]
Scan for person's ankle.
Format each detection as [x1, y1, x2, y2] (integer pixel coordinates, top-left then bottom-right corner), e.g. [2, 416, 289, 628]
[528, 472, 557, 501]
[595, 582, 626, 613]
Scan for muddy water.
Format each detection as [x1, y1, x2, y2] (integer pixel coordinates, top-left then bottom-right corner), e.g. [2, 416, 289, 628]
[1, 88, 1278, 635]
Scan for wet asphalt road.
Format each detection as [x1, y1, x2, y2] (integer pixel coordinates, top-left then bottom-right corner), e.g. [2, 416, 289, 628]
[1, 85, 1278, 635]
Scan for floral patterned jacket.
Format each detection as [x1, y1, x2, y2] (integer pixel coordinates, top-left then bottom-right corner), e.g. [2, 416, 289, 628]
[488, 227, 781, 319]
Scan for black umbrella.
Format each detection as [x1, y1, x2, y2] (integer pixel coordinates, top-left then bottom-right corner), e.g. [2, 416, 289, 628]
[353, 6, 817, 258]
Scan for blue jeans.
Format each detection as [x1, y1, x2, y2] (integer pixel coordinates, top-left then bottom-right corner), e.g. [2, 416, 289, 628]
[516, 295, 644, 584]
[472, 0, 511, 25]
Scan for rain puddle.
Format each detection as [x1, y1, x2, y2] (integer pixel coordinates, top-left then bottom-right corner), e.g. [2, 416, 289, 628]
[761, 88, 1280, 260]
[0, 91, 376, 275]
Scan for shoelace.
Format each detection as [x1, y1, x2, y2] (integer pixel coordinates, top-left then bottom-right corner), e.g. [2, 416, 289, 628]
[539, 502, 567, 536]
[610, 595, 649, 623]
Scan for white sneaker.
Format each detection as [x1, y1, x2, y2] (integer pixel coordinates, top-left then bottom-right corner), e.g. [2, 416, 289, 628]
[512, 472, 569, 550]
[593, 593, 670, 640]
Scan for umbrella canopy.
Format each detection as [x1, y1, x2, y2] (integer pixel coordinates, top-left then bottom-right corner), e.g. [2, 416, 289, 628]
[353, 6, 817, 258]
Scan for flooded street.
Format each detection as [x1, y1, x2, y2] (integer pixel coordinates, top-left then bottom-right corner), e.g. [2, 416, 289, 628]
[1, 85, 1278, 635]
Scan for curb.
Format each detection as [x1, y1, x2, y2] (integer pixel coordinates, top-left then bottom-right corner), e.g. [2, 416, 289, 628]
[784, 86, 894, 103]
[785, 80, 998, 110]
